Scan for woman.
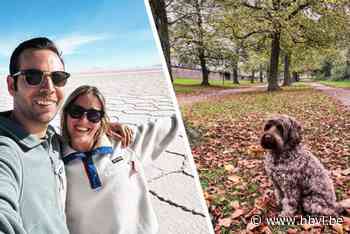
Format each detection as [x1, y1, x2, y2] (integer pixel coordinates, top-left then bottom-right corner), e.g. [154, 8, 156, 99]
[60, 85, 178, 234]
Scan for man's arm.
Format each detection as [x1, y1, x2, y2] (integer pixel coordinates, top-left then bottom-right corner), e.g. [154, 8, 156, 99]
[0, 139, 26, 234]
[107, 123, 133, 148]
[131, 114, 178, 164]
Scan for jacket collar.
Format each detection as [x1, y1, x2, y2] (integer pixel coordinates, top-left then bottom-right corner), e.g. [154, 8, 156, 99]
[62, 134, 112, 158]
[0, 111, 57, 150]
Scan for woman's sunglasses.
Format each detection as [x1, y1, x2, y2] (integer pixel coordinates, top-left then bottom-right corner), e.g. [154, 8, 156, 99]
[12, 69, 70, 87]
[67, 104, 104, 123]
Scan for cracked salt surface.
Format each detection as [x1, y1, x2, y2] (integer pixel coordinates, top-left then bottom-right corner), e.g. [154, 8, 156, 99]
[0, 70, 214, 234]
[149, 190, 206, 217]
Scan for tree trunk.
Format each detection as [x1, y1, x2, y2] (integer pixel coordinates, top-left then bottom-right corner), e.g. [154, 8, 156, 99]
[266, 63, 270, 82]
[268, 32, 281, 91]
[232, 60, 239, 84]
[292, 71, 300, 82]
[194, 0, 209, 86]
[149, 0, 173, 82]
[259, 64, 263, 83]
[199, 50, 209, 86]
[324, 66, 331, 79]
[250, 70, 255, 83]
[344, 49, 350, 80]
[344, 61, 350, 80]
[282, 53, 291, 86]
[323, 61, 332, 79]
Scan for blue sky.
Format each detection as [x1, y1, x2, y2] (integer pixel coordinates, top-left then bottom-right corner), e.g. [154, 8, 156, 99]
[0, 0, 162, 74]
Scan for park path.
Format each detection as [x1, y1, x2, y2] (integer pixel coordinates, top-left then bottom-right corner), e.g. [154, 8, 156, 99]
[177, 85, 266, 106]
[308, 82, 350, 109]
[177, 82, 350, 111]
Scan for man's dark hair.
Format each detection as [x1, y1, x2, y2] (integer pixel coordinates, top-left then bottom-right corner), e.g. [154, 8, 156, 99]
[9, 37, 64, 89]
[10, 37, 64, 75]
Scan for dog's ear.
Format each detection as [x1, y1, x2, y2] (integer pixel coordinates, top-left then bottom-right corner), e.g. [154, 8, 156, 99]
[288, 117, 302, 148]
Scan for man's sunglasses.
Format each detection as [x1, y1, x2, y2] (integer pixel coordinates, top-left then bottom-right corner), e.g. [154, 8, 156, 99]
[67, 104, 104, 123]
[12, 69, 70, 87]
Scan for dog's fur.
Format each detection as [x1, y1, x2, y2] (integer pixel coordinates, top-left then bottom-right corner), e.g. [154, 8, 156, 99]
[261, 115, 342, 217]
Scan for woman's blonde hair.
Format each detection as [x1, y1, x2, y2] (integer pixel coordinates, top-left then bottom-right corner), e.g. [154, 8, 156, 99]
[60, 85, 110, 147]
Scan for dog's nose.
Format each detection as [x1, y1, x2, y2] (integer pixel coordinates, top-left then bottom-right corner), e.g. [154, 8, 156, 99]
[263, 134, 272, 141]
[261, 134, 275, 149]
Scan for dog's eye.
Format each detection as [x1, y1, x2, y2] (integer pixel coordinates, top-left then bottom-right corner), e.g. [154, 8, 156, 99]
[264, 124, 271, 131]
[277, 125, 284, 135]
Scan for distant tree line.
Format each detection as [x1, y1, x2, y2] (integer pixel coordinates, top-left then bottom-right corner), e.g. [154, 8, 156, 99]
[149, 0, 350, 91]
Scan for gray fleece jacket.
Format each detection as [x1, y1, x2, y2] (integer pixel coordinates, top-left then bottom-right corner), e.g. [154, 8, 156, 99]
[0, 111, 69, 234]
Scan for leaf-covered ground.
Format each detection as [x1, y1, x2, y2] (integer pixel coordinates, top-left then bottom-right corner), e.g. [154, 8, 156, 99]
[180, 85, 350, 233]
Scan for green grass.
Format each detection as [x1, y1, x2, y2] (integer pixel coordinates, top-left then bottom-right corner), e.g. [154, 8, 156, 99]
[319, 80, 350, 88]
[173, 77, 265, 94]
[174, 78, 202, 85]
[200, 167, 227, 189]
[220, 227, 231, 234]
[174, 85, 202, 94]
[175, 77, 263, 87]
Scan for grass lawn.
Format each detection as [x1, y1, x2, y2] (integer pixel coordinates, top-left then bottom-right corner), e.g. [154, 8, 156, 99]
[182, 85, 350, 233]
[319, 80, 350, 88]
[174, 77, 265, 95]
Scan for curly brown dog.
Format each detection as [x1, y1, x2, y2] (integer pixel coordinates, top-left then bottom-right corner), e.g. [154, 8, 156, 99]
[261, 115, 343, 217]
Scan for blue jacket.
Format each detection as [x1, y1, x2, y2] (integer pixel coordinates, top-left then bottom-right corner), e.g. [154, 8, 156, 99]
[0, 111, 69, 234]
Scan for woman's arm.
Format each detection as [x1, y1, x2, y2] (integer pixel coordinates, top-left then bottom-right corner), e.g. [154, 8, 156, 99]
[131, 114, 178, 164]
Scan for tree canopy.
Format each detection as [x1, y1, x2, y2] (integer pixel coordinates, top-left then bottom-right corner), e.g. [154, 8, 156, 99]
[159, 0, 350, 90]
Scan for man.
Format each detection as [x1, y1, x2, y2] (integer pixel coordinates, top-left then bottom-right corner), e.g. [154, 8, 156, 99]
[1, 37, 135, 234]
[0, 37, 70, 233]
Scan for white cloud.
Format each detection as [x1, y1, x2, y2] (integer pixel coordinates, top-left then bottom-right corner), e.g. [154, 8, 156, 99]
[56, 34, 109, 55]
[0, 34, 109, 58]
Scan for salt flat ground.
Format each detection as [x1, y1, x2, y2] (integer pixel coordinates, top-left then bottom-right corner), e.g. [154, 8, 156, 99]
[0, 68, 213, 234]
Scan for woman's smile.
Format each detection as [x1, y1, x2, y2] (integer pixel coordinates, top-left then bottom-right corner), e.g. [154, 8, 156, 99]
[67, 93, 102, 152]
